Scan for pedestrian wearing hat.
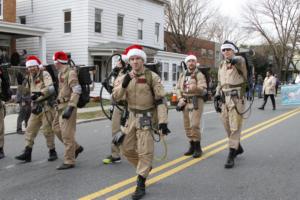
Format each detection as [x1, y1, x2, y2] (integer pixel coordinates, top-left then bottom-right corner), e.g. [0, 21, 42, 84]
[102, 50, 129, 164]
[176, 53, 207, 158]
[15, 56, 58, 162]
[112, 45, 170, 200]
[52, 51, 84, 170]
[215, 41, 247, 168]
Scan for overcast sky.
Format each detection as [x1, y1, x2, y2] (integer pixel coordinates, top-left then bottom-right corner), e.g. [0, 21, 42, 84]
[211, 0, 249, 19]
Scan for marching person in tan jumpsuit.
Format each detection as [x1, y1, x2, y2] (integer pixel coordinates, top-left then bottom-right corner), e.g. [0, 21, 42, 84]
[15, 56, 58, 162]
[258, 70, 276, 110]
[103, 52, 129, 164]
[216, 41, 246, 168]
[176, 54, 207, 158]
[113, 45, 170, 200]
[52, 51, 83, 170]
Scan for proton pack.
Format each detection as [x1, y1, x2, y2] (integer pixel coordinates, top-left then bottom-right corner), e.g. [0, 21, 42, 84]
[69, 59, 95, 108]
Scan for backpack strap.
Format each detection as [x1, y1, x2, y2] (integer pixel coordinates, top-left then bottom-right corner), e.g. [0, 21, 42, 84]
[144, 68, 155, 98]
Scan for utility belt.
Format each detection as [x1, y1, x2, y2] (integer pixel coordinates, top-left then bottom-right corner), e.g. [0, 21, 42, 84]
[129, 108, 154, 116]
[116, 100, 127, 107]
[221, 87, 242, 98]
[183, 95, 202, 110]
[56, 97, 70, 104]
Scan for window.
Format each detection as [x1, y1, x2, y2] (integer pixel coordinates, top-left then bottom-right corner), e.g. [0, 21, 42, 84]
[201, 48, 207, 57]
[155, 23, 160, 43]
[163, 62, 169, 81]
[117, 14, 124, 37]
[64, 10, 71, 33]
[137, 19, 143, 40]
[19, 16, 26, 24]
[208, 50, 214, 59]
[172, 63, 177, 81]
[0, 0, 3, 19]
[95, 8, 102, 33]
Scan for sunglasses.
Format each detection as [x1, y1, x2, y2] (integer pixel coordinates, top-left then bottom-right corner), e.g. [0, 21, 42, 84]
[222, 48, 233, 52]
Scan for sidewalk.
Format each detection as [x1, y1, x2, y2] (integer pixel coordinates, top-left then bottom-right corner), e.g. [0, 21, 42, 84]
[4, 106, 106, 135]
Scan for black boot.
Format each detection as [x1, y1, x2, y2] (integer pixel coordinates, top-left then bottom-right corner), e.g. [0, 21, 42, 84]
[258, 106, 264, 110]
[192, 141, 203, 158]
[75, 146, 84, 158]
[56, 163, 75, 170]
[0, 147, 4, 159]
[15, 146, 32, 162]
[132, 175, 146, 200]
[235, 144, 244, 157]
[224, 148, 237, 169]
[48, 148, 58, 161]
[184, 141, 194, 156]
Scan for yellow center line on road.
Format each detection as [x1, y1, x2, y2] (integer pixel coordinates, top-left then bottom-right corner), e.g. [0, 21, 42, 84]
[78, 107, 300, 200]
[106, 109, 300, 200]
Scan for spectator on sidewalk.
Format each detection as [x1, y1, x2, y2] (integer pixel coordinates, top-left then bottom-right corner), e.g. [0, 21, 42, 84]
[259, 70, 276, 110]
[274, 74, 280, 96]
[295, 72, 300, 84]
[15, 72, 31, 134]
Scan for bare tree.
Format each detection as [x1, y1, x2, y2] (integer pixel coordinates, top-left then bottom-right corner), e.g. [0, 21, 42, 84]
[244, 0, 300, 80]
[205, 15, 249, 45]
[165, 0, 217, 53]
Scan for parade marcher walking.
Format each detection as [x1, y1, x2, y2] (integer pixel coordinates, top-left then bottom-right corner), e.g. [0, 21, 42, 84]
[103, 52, 129, 164]
[215, 41, 247, 169]
[15, 56, 58, 162]
[112, 45, 170, 200]
[176, 54, 207, 158]
[52, 51, 84, 170]
[259, 70, 276, 110]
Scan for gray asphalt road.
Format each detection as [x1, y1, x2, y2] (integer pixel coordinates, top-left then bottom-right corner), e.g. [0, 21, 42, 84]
[0, 98, 299, 200]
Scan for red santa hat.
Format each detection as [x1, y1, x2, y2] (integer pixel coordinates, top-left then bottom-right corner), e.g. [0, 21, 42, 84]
[26, 55, 43, 68]
[126, 44, 147, 61]
[53, 51, 69, 64]
[185, 53, 197, 64]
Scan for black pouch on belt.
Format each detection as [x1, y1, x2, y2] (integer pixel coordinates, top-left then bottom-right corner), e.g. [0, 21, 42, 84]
[230, 89, 239, 98]
[139, 115, 151, 129]
[120, 109, 129, 127]
[192, 96, 198, 110]
[31, 103, 43, 115]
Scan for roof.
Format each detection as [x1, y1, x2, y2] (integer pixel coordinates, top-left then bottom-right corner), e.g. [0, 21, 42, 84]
[0, 21, 50, 38]
[89, 42, 161, 56]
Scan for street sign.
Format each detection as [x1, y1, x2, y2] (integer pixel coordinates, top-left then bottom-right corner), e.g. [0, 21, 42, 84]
[281, 84, 300, 105]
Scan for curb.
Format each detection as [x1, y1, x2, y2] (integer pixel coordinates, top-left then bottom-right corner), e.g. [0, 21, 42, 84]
[5, 116, 108, 136]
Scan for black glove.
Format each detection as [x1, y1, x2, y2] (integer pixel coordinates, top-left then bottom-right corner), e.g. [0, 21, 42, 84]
[214, 95, 222, 113]
[62, 106, 74, 119]
[31, 103, 43, 115]
[230, 57, 239, 65]
[122, 73, 132, 88]
[112, 132, 125, 146]
[111, 67, 120, 77]
[16, 72, 25, 85]
[31, 92, 42, 101]
[159, 123, 171, 136]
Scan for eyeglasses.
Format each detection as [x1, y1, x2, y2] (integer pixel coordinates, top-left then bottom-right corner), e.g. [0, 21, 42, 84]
[222, 48, 232, 52]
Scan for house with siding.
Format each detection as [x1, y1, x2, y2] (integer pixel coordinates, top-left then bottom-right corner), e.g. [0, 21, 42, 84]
[16, 0, 187, 93]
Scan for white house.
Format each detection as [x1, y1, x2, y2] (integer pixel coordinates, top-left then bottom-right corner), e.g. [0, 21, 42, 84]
[16, 0, 186, 94]
[16, 0, 166, 74]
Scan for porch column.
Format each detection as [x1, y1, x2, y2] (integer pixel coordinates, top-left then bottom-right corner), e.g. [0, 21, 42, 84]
[39, 35, 47, 64]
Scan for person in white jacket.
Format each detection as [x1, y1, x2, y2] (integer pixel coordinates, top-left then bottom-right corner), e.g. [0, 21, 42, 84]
[295, 72, 300, 84]
[259, 70, 276, 110]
